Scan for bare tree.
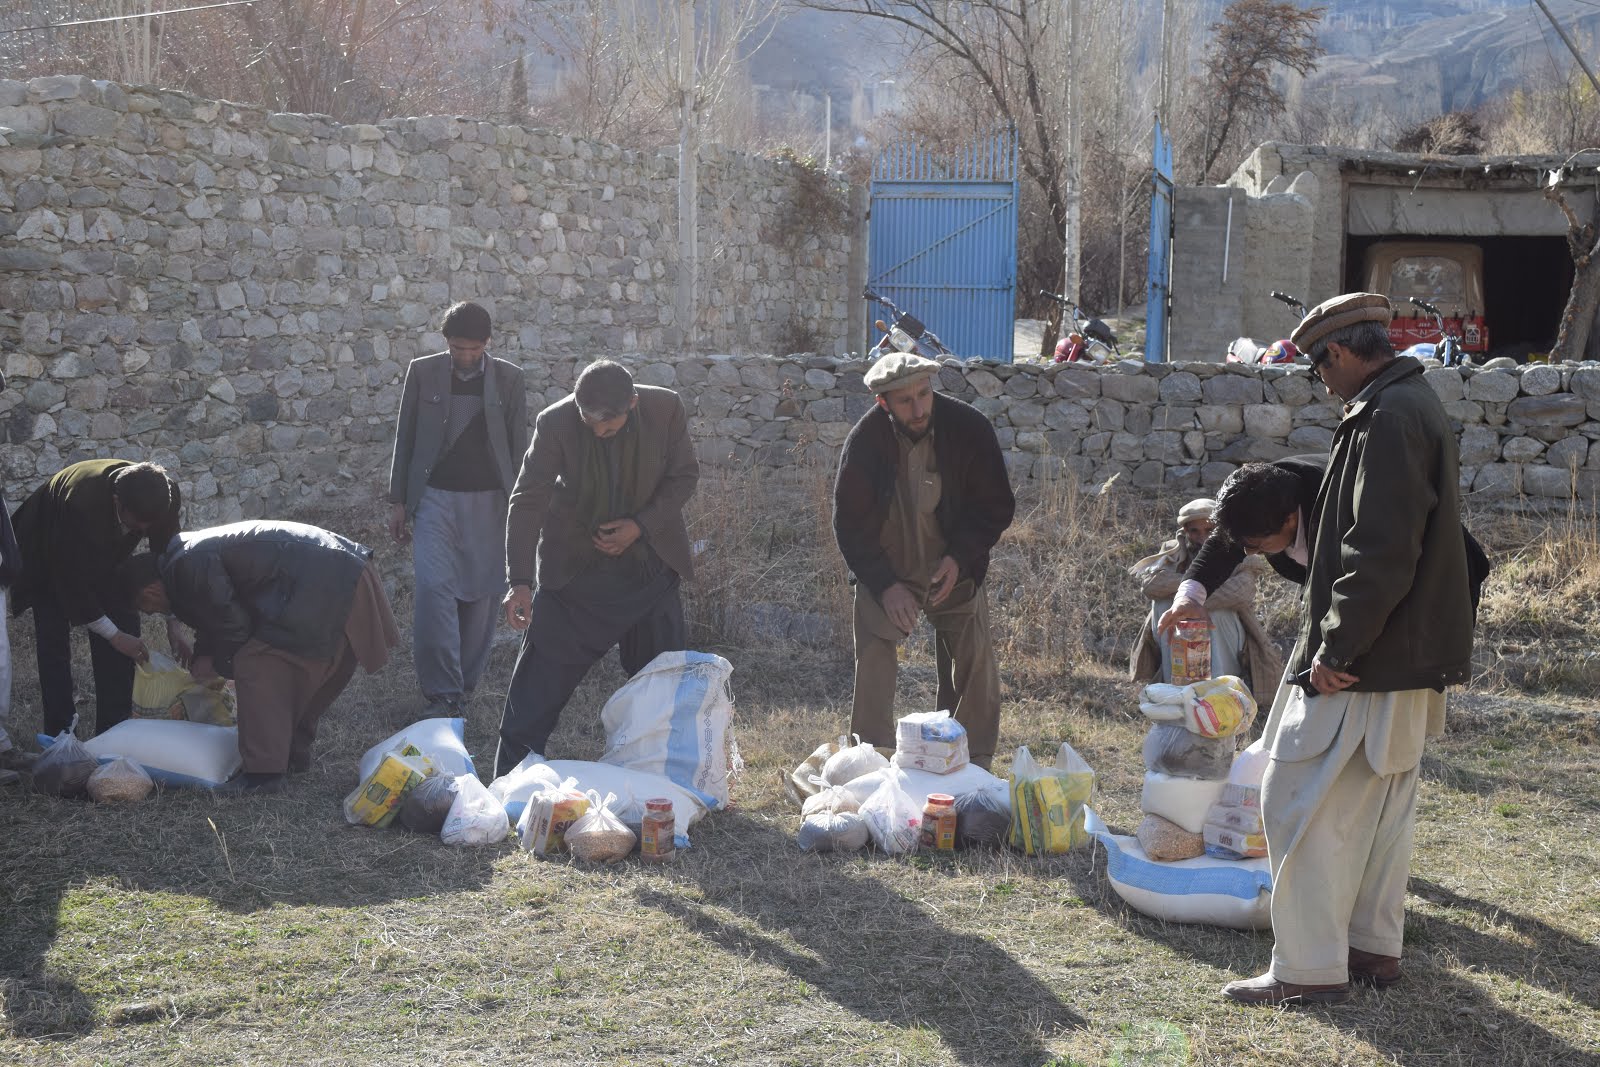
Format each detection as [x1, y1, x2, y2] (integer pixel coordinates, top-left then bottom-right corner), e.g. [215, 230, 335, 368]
[1544, 156, 1600, 362]
[615, 0, 778, 348]
[1188, 0, 1324, 183]
[514, 1, 676, 145]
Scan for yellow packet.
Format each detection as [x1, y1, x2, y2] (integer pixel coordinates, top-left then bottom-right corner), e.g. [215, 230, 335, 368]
[343, 752, 428, 828]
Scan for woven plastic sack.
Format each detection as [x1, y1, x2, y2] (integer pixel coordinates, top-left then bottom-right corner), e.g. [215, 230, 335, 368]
[566, 791, 636, 863]
[87, 755, 154, 804]
[1009, 742, 1095, 854]
[599, 651, 735, 810]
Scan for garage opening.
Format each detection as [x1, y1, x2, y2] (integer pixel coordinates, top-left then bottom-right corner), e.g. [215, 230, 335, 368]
[1344, 233, 1572, 361]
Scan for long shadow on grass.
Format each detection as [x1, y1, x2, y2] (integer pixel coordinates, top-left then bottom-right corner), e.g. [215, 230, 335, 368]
[634, 811, 1083, 1067]
[0, 772, 500, 1040]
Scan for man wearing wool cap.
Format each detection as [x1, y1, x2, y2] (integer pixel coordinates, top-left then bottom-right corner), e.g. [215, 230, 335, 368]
[1128, 496, 1278, 703]
[1219, 292, 1476, 1007]
[831, 353, 1015, 769]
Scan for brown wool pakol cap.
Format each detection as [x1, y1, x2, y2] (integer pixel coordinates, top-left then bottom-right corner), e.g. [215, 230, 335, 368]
[863, 352, 941, 394]
[1291, 292, 1394, 352]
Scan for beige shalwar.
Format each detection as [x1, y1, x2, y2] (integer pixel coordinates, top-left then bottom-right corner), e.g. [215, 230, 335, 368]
[849, 426, 1001, 767]
[1257, 678, 1445, 985]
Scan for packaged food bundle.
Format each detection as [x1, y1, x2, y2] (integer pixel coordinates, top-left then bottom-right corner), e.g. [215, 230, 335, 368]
[1207, 802, 1263, 834]
[858, 776, 922, 855]
[565, 792, 636, 863]
[132, 653, 193, 719]
[891, 734, 970, 774]
[32, 722, 98, 799]
[1218, 782, 1260, 810]
[440, 773, 510, 846]
[343, 748, 429, 828]
[821, 735, 890, 786]
[516, 778, 591, 855]
[801, 777, 863, 818]
[1009, 742, 1095, 855]
[398, 774, 461, 834]
[1136, 813, 1204, 862]
[1142, 723, 1235, 780]
[1203, 821, 1267, 859]
[1140, 771, 1227, 834]
[896, 710, 966, 744]
[953, 788, 1011, 849]
[796, 810, 870, 852]
[87, 755, 155, 804]
[786, 740, 840, 803]
[1138, 676, 1256, 740]
[1169, 619, 1212, 685]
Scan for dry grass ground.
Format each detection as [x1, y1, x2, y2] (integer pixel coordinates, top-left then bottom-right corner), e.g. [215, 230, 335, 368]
[2, 464, 1597, 1066]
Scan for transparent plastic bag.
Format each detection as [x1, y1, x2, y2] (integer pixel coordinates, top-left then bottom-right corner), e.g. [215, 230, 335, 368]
[33, 718, 98, 798]
[1142, 723, 1235, 780]
[440, 774, 509, 846]
[859, 777, 922, 855]
[953, 788, 1011, 848]
[132, 652, 192, 718]
[821, 735, 890, 786]
[87, 755, 154, 804]
[797, 810, 869, 852]
[565, 791, 636, 863]
[397, 775, 461, 835]
[801, 775, 862, 818]
[516, 777, 590, 856]
[1008, 742, 1095, 854]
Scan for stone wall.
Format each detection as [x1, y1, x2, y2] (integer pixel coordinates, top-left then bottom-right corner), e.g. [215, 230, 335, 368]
[0, 75, 853, 485]
[2, 340, 1597, 524]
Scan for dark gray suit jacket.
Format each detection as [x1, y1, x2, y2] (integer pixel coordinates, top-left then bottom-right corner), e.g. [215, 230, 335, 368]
[505, 386, 699, 592]
[387, 352, 528, 515]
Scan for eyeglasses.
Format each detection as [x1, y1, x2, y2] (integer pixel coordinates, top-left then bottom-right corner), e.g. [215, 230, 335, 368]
[1306, 344, 1332, 375]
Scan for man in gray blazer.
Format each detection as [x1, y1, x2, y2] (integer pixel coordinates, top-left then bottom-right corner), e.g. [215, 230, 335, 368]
[388, 302, 527, 715]
[495, 360, 698, 776]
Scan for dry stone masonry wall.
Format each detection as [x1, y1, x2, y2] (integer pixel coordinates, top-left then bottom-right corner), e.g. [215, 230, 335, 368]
[3, 78, 1598, 519]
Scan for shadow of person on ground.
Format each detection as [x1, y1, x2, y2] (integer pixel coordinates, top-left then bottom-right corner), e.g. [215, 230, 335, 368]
[0, 726, 500, 1040]
[1054, 834, 1598, 1065]
[633, 810, 1084, 1067]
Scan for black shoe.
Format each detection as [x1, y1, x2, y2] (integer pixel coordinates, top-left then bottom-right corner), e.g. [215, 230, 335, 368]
[288, 754, 312, 775]
[215, 772, 288, 795]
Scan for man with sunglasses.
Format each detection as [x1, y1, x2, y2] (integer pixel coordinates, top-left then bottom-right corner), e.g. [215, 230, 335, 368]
[494, 361, 698, 777]
[1172, 293, 1478, 1006]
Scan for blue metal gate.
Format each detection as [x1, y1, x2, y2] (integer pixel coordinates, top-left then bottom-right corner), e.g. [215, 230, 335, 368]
[1145, 121, 1174, 363]
[868, 127, 1019, 362]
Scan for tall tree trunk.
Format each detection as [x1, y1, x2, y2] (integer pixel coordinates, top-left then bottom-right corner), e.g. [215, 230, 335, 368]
[1547, 186, 1600, 362]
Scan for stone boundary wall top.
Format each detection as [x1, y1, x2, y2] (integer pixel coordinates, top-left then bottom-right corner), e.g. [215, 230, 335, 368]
[2, 342, 1596, 525]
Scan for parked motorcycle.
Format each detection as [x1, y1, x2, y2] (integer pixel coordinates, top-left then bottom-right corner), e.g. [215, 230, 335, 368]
[1226, 290, 1306, 365]
[1039, 291, 1120, 363]
[1401, 297, 1467, 367]
[865, 288, 954, 361]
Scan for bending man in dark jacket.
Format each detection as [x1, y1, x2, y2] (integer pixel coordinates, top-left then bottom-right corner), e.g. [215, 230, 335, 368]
[123, 521, 399, 792]
[1186, 294, 1475, 1007]
[10, 459, 183, 737]
[833, 354, 1016, 769]
[496, 361, 699, 777]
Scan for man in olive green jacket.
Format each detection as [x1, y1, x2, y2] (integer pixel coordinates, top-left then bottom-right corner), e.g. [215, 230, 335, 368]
[1224, 294, 1475, 1007]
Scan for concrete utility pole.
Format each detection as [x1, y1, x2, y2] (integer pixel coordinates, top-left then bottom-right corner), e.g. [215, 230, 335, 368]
[1062, 0, 1082, 305]
[677, 0, 700, 350]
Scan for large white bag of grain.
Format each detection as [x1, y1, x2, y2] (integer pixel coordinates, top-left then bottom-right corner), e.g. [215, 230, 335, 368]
[599, 651, 735, 810]
[79, 720, 242, 788]
[1087, 809, 1272, 930]
[357, 717, 475, 781]
[1140, 771, 1227, 834]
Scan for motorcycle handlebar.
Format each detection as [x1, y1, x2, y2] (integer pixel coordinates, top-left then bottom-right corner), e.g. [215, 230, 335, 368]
[1409, 296, 1442, 317]
[1270, 290, 1301, 306]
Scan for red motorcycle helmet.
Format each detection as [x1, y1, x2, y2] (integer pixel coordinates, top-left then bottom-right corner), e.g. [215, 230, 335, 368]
[1259, 339, 1299, 365]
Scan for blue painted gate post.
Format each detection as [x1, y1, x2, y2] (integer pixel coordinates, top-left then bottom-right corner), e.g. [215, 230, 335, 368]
[1146, 121, 1174, 363]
